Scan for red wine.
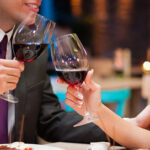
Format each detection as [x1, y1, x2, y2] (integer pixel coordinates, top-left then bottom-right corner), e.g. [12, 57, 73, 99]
[13, 43, 48, 63]
[56, 69, 88, 85]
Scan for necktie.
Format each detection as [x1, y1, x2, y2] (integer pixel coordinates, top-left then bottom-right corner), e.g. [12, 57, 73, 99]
[0, 35, 8, 143]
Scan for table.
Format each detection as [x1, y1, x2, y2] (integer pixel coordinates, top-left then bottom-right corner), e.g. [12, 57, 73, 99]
[46, 142, 126, 150]
[46, 142, 89, 150]
[38, 137, 90, 150]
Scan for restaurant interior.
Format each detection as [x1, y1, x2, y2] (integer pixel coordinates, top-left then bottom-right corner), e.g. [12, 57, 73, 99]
[39, 0, 150, 117]
[38, 0, 150, 149]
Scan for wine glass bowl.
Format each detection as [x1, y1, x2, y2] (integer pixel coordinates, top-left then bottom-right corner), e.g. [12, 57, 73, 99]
[13, 14, 55, 63]
[51, 33, 88, 86]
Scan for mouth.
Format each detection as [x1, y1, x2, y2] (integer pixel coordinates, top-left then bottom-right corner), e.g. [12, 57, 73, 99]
[25, 3, 40, 13]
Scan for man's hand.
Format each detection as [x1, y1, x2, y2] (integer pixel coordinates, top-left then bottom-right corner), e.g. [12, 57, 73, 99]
[0, 59, 24, 94]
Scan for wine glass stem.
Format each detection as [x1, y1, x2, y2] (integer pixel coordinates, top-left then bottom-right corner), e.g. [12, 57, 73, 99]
[77, 85, 91, 117]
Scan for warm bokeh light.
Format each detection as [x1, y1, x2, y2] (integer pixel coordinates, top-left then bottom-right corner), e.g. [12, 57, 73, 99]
[71, 0, 82, 17]
[142, 61, 150, 72]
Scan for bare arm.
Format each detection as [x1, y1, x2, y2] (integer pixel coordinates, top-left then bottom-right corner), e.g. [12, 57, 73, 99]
[94, 103, 150, 148]
[63, 70, 150, 149]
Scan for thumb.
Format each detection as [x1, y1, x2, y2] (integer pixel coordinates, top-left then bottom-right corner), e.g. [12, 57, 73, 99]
[85, 69, 94, 88]
[83, 69, 100, 92]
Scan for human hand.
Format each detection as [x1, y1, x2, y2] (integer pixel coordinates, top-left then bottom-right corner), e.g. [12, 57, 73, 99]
[0, 59, 24, 94]
[57, 69, 101, 116]
[135, 105, 150, 129]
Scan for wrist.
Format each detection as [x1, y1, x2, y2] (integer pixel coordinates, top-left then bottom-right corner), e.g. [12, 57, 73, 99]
[93, 102, 103, 123]
[95, 102, 102, 114]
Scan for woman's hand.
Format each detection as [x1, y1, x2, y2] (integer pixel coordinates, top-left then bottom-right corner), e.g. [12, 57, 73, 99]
[57, 69, 101, 117]
[124, 105, 150, 130]
[135, 105, 150, 129]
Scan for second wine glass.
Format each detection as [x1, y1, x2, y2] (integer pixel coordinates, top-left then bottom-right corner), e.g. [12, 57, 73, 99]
[51, 33, 98, 126]
[13, 13, 55, 63]
[9, 13, 55, 103]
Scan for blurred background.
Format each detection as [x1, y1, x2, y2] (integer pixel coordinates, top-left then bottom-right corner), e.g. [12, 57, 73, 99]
[39, 0, 150, 118]
[40, 0, 150, 65]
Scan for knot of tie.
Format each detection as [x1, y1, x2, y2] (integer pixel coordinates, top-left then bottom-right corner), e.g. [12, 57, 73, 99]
[0, 35, 8, 59]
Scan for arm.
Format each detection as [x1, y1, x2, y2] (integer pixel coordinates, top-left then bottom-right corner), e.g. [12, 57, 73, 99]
[37, 74, 108, 143]
[36, 51, 110, 143]
[95, 103, 150, 148]
[65, 70, 150, 148]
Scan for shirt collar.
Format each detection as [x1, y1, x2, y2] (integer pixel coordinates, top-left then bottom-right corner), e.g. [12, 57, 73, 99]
[0, 27, 14, 43]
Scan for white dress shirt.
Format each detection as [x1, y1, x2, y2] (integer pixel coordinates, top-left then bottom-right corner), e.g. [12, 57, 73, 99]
[0, 28, 15, 137]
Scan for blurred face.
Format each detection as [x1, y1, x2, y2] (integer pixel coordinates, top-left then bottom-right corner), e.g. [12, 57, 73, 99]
[0, 0, 42, 31]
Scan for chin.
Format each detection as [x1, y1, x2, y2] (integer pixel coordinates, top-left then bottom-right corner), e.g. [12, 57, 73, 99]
[15, 11, 36, 25]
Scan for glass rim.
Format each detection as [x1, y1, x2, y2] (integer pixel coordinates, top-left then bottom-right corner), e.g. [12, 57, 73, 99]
[55, 33, 78, 41]
[36, 13, 56, 25]
[19, 13, 56, 26]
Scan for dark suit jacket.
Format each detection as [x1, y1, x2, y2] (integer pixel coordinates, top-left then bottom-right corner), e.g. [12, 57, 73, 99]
[12, 36, 107, 144]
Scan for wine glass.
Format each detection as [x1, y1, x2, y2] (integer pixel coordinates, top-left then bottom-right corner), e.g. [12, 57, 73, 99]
[13, 13, 55, 63]
[4, 13, 55, 103]
[51, 33, 98, 126]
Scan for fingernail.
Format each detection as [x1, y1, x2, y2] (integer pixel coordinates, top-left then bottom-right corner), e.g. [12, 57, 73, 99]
[77, 93, 83, 99]
[90, 69, 94, 74]
[78, 101, 83, 105]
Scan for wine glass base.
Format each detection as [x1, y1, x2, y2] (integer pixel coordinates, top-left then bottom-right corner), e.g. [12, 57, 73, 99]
[73, 115, 98, 127]
[0, 93, 19, 103]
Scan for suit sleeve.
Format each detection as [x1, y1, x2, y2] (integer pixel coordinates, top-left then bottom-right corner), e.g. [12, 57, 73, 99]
[37, 73, 108, 143]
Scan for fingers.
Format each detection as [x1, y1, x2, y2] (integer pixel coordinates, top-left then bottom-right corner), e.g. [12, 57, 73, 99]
[0, 74, 19, 91]
[4, 75, 19, 84]
[0, 66, 21, 77]
[6, 83, 17, 90]
[66, 92, 83, 105]
[85, 69, 94, 85]
[0, 81, 17, 94]
[57, 78, 67, 84]
[67, 85, 83, 99]
[0, 59, 24, 71]
[65, 98, 82, 109]
[0, 59, 24, 93]
[0, 59, 24, 78]
[84, 69, 101, 91]
[65, 84, 84, 109]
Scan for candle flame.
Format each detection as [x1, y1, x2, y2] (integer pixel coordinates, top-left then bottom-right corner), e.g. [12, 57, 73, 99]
[143, 61, 150, 72]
